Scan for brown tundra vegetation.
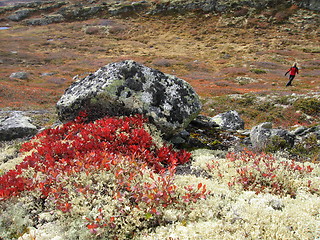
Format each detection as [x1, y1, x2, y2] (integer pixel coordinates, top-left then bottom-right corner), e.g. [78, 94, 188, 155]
[0, 0, 319, 239]
[0, 0, 319, 128]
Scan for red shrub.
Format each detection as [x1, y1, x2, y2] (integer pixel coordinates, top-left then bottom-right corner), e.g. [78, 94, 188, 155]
[226, 151, 316, 197]
[0, 114, 191, 203]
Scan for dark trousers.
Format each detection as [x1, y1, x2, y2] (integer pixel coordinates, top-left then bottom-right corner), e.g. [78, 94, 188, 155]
[286, 75, 295, 86]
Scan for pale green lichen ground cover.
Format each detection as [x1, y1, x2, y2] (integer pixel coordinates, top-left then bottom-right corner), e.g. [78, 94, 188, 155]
[1, 146, 319, 239]
[144, 149, 320, 239]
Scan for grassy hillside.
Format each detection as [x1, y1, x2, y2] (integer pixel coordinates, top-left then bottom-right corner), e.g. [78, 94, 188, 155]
[0, 3, 319, 128]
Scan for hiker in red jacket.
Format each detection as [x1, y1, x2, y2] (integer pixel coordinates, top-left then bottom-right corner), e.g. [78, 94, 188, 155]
[285, 63, 299, 86]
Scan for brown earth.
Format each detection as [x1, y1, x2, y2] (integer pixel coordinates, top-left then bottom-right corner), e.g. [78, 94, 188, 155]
[0, 9, 319, 128]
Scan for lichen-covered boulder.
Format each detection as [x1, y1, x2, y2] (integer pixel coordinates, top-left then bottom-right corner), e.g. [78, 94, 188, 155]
[250, 122, 294, 150]
[56, 60, 201, 136]
[211, 110, 244, 130]
[0, 112, 38, 141]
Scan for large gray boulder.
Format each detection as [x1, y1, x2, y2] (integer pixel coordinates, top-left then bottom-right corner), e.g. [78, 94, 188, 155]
[56, 60, 201, 136]
[0, 112, 38, 141]
[250, 122, 294, 151]
[211, 110, 244, 130]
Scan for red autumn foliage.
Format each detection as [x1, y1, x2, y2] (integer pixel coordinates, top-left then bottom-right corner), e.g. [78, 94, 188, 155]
[84, 159, 208, 235]
[225, 151, 316, 197]
[0, 114, 191, 207]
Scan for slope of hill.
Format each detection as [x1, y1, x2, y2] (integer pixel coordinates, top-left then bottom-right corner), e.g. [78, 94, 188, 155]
[1, 0, 319, 128]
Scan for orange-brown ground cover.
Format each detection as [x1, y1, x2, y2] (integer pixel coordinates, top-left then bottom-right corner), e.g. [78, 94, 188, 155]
[0, 11, 319, 127]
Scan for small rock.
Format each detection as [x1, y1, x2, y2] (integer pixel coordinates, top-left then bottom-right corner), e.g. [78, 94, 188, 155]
[290, 126, 308, 136]
[250, 122, 294, 150]
[10, 72, 29, 80]
[211, 110, 244, 130]
[0, 112, 38, 141]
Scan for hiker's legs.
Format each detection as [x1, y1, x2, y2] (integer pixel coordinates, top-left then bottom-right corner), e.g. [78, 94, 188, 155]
[286, 75, 295, 86]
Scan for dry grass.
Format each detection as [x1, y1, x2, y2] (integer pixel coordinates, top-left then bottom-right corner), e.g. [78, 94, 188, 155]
[0, 10, 319, 127]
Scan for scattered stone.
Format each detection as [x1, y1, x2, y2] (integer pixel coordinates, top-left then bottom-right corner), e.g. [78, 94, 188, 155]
[190, 115, 219, 129]
[290, 125, 308, 136]
[298, 0, 320, 11]
[250, 123, 273, 150]
[41, 72, 56, 76]
[7, 9, 34, 21]
[57, 60, 201, 137]
[57, 5, 104, 20]
[0, 112, 38, 141]
[25, 14, 65, 26]
[108, 1, 149, 16]
[211, 110, 245, 130]
[10, 72, 29, 80]
[250, 122, 294, 150]
[236, 76, 258, 85]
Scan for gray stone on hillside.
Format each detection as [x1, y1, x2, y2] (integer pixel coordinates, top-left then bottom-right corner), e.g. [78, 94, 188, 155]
[236, 76, 258, 85]
[7, 9, 35, 21]
[10, 72, 29, 80]
[290, 126, 308, 136]
[25, 14, 65, 25]
[297, 0, 320, 11]
[190, 115, 219, 129]
[108, 1, 150, 16]
[56, 60, 202, 137]
[148, 0, 283, 15]
[57, 4, 104, 20]
[0, 112, 38, 141]
[211, 110, 244, 130]
[312, 125, 320, 138]
[250, 122, 294, 150]
[291, 125, 320, 145]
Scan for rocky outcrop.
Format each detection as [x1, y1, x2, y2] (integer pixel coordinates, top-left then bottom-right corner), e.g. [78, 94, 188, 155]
[7, 8, 35, 21]
[148, 0, 292, 15]
[25, 14, 64, 25]
[2, 0, 318, 25]
[4, 1, 67, 22]
[56, 60, 202, 137]
[0, 112, 38, 141]
[57, 4, 105, 20]
[150, 0, 320, 14]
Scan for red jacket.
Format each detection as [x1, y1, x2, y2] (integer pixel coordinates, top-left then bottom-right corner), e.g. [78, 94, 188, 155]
[288, 67, 299, 76]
